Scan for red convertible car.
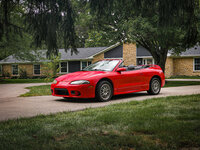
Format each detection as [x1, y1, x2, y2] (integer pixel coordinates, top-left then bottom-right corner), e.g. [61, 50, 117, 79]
[51, 59, 165, 102]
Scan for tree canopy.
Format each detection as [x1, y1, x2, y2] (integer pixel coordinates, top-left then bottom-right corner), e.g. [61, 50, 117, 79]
[25, 0, 78, 57]
[87, 0, 199, 72]
[0, 0, 79, 59]
[0, 0, 199, 72]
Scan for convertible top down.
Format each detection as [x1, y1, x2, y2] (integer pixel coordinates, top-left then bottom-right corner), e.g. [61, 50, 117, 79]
[51, 59, 165, 101]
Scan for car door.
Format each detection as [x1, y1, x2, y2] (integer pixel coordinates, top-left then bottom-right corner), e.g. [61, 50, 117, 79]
[116, 69, 142, 93]
[136, 69, 149, 90]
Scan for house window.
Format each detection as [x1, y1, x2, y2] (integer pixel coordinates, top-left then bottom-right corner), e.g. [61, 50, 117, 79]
[81, 61, 92, 70]
[12, 64, 18, 75]
[88, 61, 92, 66]
[81, 61, 87, 70]
[34, 64, 40, 75]
[194, 58, 200, 71]
[61, 62, 68, 73]
[143, 58, 154, 65]
[137, 58, 143, 65]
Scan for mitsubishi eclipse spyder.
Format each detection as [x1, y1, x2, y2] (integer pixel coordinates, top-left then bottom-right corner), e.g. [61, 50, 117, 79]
[51, 59, 165, 102]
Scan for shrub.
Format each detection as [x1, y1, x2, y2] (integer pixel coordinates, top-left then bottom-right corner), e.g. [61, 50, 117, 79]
[42, 54, 60, 82]
[2, 71, 11, 78]
[19, 68, 28, 79]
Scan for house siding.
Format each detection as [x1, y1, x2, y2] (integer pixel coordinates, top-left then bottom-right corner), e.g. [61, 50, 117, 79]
[19, 64, 34, 77]
[173, 57, 200, 76]
[165, 58, 174, 78]
[2, 64, 40, 77]
[92, 53, 104, 63]
[104, 45, 123, 58]
[2, 64, 12, 76]
[123, 43, 137, 66]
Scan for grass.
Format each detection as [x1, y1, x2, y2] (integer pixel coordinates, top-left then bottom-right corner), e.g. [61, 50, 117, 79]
[0, 78, 53, 84]
[168, 75, 200, 79]
[0, 94, 200, 150]
[20, 85, 51, 97]
[164, 81, 200, 87]
[20, 81, 200, 97]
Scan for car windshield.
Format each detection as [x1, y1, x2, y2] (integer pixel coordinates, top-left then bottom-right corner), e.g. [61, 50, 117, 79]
[83, 60, 120, 71]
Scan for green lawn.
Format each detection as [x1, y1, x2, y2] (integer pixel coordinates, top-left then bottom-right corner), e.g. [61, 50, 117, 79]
[0, 78, 53, 84]
[168, 75, 200, 79]
[20, 81, 200, 97]
[164, 81, 200, 87]
[20, 85, 51, 97]
[0, 94, 200, 150]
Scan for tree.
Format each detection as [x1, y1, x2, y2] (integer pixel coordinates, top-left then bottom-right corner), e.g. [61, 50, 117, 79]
[0, 0, 21, 41]
[25, 0, 78, 57]
[42, 54, 61, 82]
[88, 0, 199, 72]
[70, 0, 117, 48]
[0, 0, 35, 60]
[85, 30, 116, 47]
[0, 0, 79, 58]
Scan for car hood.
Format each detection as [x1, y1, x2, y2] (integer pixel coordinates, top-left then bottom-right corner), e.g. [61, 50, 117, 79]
[56, 71, 106, 82]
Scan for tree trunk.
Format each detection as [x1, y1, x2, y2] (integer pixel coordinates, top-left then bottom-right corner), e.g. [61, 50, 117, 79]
[137, 40, 169, 74]
[153, 49, 168, 73]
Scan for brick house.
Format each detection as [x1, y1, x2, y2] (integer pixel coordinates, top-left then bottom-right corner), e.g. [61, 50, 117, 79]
[0, 43, 200, 78]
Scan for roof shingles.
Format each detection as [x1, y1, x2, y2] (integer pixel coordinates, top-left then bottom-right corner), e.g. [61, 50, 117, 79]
[0, 47, 108, 64]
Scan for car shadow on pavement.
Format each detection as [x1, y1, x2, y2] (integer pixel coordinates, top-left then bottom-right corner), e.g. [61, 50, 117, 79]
[55, 98, 98, 103]
[55, 92, 150, 103]
[111, 92, 148, 100]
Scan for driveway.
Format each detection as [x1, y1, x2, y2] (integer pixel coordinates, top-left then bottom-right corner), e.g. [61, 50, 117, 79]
[0, 83, 50, 99]
[0, 83, 200, 121]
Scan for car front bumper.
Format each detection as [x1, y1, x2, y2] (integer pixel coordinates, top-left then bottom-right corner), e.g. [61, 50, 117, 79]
[51, 81, 96, 98]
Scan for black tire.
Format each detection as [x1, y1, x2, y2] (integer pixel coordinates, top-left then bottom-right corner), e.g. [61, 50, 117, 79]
[63, 97, 68, 100]
[96, 80, 113, 102]
[147, 77, 161, 95]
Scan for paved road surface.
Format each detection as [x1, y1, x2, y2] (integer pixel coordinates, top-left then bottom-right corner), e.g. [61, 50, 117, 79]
[0, 83, 200, 121]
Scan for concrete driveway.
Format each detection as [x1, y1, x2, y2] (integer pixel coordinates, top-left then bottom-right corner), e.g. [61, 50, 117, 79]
[0, 83, 50, 99]
[0, 83, 200, 121]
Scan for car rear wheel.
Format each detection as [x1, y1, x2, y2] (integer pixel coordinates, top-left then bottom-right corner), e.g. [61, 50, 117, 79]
[147, 77, 161, 95]
[96, 81, 113, 102]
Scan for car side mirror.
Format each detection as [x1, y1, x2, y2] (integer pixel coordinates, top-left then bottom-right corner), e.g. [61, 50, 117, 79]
[116, 67, 126, 72]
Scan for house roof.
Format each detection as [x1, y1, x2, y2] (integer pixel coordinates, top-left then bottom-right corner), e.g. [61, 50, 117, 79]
[136, 46, 152, 57]
[0, 47, 108, 64]
[176, 46, 200, 57]
[59, 47, 108, 60]
[137, 45, 200, 58]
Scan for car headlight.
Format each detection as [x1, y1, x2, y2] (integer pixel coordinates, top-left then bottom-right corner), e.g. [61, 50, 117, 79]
[70, 80, 90, 85]
[52, 80, 57, 84]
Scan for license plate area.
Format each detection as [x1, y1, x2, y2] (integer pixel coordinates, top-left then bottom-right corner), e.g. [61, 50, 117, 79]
[54, 88, 69, 95]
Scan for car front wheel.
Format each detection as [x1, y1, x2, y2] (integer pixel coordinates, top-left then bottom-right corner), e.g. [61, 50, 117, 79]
[147, 77, 161, 95]
[96, 81, 113, 102]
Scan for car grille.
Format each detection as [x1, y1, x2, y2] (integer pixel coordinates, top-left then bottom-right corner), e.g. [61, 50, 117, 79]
[54, 88, 69, 95]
